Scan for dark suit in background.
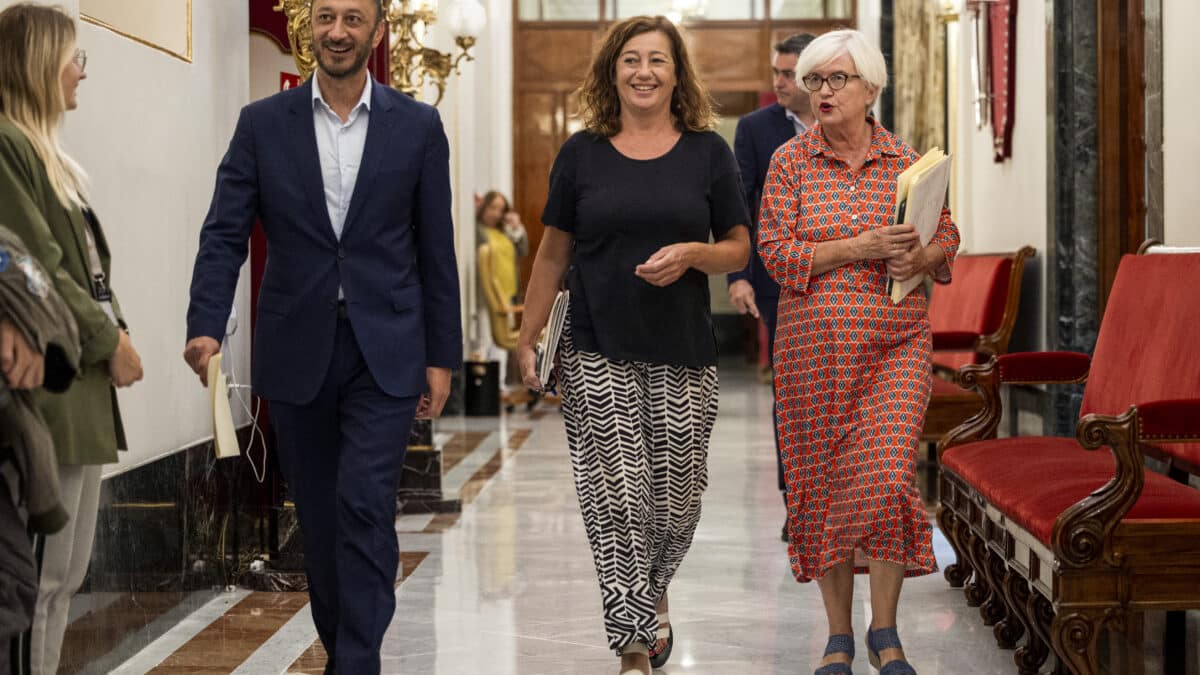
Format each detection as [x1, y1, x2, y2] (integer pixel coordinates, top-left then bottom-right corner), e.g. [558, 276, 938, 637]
[728, 102, 796, 496]
[186, 79, 462, 673]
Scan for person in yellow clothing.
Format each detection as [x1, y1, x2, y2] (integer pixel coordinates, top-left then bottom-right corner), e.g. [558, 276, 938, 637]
[476, 190, 522, 351]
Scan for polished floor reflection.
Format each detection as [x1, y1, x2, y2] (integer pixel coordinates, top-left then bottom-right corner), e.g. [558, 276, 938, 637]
[62, 363, 1197, 674]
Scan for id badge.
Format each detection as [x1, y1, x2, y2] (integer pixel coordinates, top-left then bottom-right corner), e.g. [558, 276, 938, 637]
[92, 274, 112, 302]
[92, 275, 117, 325]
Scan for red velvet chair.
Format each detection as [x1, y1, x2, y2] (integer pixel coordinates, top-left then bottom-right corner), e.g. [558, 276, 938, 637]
[922, 246, 1036, 445]
[936, 250, 1200, 675]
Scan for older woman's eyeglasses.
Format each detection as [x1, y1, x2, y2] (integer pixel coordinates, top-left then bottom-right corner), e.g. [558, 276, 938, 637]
[72, 49, 87, 72]
[801, 72, 861, 92]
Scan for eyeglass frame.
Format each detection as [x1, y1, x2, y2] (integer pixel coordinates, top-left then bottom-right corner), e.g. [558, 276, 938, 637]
[72, 49, 87, 72]
[800, 71, 862, 92]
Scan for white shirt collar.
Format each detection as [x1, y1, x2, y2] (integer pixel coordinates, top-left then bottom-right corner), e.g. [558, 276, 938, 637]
[784, 108, 811, 133]
[311, 73, 374, 113]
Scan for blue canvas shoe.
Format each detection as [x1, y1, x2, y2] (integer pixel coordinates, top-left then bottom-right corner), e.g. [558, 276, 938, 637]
[866, 626, 917, 674]
[815, 633, 855, 675]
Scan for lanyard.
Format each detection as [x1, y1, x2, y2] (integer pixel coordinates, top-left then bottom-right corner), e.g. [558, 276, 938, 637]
[80, 209, 117, 325]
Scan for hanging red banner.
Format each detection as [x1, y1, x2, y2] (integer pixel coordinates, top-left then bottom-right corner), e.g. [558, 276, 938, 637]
[988, 0, 1017, 161]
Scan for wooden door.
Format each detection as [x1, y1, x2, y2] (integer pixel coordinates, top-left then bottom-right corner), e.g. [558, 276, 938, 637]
[513, 27, 597, 285]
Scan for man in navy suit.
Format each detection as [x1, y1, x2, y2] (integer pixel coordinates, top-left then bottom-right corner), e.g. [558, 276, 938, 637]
[183, 0, 461, 672]
[727, 33, 814, 542]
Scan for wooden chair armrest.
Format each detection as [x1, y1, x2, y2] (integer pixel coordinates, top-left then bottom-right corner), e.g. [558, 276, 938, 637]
[935, 348, 1088, 456]
[937, 358, 1004, 458]
[1054, 406, 1145, 568]
[1054, 400, 1200, 568]
[975, 245, 1036, 356]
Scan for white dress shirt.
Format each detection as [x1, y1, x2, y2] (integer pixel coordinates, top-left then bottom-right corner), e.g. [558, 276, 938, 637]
[312, 75, 372, 299]
[312, 74, 373, 242]
[784, 108, 810, 136]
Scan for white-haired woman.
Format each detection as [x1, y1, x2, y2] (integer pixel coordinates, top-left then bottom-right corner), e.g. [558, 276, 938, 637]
[758, 29, 959, 675]
[0, 4, 143, 673]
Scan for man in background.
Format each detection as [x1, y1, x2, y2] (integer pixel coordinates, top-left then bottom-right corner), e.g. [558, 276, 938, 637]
[727, 33, 815, 542]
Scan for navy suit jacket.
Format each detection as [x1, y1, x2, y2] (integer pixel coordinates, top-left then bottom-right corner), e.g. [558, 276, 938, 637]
[727, 102, 796, 300]
[187, 80, 463, 405]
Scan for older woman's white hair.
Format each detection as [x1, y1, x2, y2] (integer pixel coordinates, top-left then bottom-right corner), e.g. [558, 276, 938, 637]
[795, 29, 888, 94]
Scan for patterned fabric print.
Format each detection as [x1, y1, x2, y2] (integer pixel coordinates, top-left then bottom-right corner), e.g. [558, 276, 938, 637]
[558, 313, 719, 652]
[757, 120, 961, 583]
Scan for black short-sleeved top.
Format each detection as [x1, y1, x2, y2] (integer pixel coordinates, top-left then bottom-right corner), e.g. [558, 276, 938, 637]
[541, 130, 749, 367]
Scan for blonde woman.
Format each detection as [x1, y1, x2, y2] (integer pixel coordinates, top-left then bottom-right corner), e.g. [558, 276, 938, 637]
[517, 16, 749, 675]
[0, 5, 143, 673]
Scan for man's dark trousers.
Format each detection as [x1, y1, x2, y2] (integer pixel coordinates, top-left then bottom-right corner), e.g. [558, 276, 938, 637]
[731, 102, 795, 505]
[759, 295, 784, 494]
[270, 311, 418, 675]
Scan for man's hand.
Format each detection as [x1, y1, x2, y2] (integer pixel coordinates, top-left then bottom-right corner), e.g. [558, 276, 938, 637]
[109, 330, 144, 388]
[0, 319, 44, 389]
[727, 279, 760, 319]
[426, 367, 451, 417]
[635, 243, 697, 287]
[183, 336, 220, 387]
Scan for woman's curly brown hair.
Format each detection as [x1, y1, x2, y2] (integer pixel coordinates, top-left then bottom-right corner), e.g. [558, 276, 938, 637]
[576, 16, 715, 137]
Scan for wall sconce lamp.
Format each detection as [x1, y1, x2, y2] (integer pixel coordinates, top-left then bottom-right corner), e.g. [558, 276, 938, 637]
[388, 0, 486, 105]
[273, 0, 486, 107]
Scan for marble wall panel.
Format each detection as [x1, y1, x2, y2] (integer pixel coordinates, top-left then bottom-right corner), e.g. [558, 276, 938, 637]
[1048, 0, 1098, 435]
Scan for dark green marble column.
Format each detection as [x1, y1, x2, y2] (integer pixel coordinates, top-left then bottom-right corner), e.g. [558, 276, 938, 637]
[1047, 0, 1099, 436]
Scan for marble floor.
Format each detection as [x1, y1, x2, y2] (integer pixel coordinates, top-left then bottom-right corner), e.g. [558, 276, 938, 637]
[60, 363, 1196, 674]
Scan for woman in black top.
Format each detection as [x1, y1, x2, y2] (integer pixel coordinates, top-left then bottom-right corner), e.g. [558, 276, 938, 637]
[517, 16, 749, 675]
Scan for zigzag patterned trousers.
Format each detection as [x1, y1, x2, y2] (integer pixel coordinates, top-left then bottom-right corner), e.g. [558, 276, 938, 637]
[558, 319, 719, 652]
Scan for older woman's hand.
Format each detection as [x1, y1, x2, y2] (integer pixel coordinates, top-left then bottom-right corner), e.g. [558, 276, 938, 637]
[854, 224, 920, 260]
[636, 243, 697, 287]
[885, 244, 928, 281]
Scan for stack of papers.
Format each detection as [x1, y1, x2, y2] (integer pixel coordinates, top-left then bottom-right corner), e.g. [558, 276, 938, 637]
[207, 353, 241, 459]
[889, 148, 953, 304]
[536, 290, 569, 386]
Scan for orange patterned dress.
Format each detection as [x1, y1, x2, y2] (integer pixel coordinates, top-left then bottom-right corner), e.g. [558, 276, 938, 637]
[757, 120, 960, 582]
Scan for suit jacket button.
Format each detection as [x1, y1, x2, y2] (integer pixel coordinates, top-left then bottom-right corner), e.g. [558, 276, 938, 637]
[337, 247, 346, 260]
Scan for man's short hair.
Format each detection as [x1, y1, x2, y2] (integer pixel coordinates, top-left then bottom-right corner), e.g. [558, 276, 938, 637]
[774, 33, 816, 56]
[313, 0, 386, 23]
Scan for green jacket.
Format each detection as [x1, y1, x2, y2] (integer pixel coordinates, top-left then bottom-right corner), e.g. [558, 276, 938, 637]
[0, 117, 126, 465]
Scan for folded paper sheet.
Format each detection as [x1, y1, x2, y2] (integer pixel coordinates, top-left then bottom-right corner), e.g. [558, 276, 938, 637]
[207, 353, 241, 458]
